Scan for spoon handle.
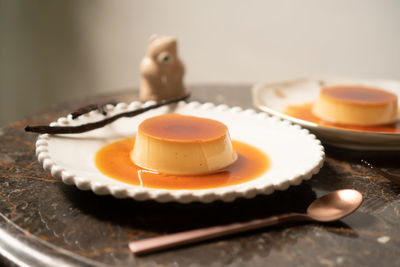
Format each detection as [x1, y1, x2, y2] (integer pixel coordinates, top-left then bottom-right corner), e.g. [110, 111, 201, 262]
[129, 213, 303, 255]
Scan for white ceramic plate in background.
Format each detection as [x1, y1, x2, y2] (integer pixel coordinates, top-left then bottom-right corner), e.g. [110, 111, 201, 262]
[252, 77, 400, 150]
[35, 101, 324, 203]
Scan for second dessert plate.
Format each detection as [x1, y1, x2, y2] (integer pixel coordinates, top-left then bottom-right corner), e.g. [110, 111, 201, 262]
[252, 77, 400, 150]
[35, 101, 324, 203]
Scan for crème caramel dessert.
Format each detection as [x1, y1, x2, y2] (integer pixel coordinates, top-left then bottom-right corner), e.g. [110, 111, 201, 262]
[131, 113, 237, 175]
[312, 85, 398, 126]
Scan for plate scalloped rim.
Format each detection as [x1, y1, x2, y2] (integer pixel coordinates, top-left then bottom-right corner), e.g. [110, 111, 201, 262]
[35, 100, 325, 203]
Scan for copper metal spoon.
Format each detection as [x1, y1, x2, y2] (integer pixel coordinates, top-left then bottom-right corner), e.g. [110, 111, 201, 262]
[129, 189, 363, 255]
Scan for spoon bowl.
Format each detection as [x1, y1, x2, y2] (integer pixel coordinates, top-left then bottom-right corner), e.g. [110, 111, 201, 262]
[307, 189, 363, 222]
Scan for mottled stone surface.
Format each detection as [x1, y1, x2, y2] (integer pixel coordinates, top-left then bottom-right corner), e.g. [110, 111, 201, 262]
[0, 86, 399, 266]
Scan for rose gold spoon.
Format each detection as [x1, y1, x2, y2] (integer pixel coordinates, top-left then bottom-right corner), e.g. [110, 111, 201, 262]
[129, 189, 363, 256]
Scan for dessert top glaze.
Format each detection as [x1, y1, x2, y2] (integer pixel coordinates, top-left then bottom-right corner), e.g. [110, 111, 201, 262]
[320, 85, 398, 105]
[138, 113, 228, 142]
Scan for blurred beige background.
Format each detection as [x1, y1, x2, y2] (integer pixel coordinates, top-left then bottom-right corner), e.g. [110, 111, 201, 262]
[1, 0, 400, 126]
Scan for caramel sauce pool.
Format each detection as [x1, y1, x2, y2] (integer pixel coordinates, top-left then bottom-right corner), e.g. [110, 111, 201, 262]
[285, 103, 400, 133]
[95, 138, 270, 190]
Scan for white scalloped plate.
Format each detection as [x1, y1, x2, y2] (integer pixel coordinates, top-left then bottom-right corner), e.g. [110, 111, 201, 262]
[252, 77, 400, 150]
[35, 101, 324, 203]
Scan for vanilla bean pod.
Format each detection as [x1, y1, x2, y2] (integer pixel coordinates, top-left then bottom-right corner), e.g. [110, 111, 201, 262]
[25, 94, 190, 134]
[70, 101, 118, 119]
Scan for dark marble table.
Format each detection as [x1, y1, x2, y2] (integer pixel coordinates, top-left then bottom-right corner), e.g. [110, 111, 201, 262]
[0, 85, 399, 267]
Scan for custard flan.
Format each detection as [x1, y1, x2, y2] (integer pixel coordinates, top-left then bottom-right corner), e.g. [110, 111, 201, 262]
[131, 113, 237, 175]
[312, 85, 398, 126]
